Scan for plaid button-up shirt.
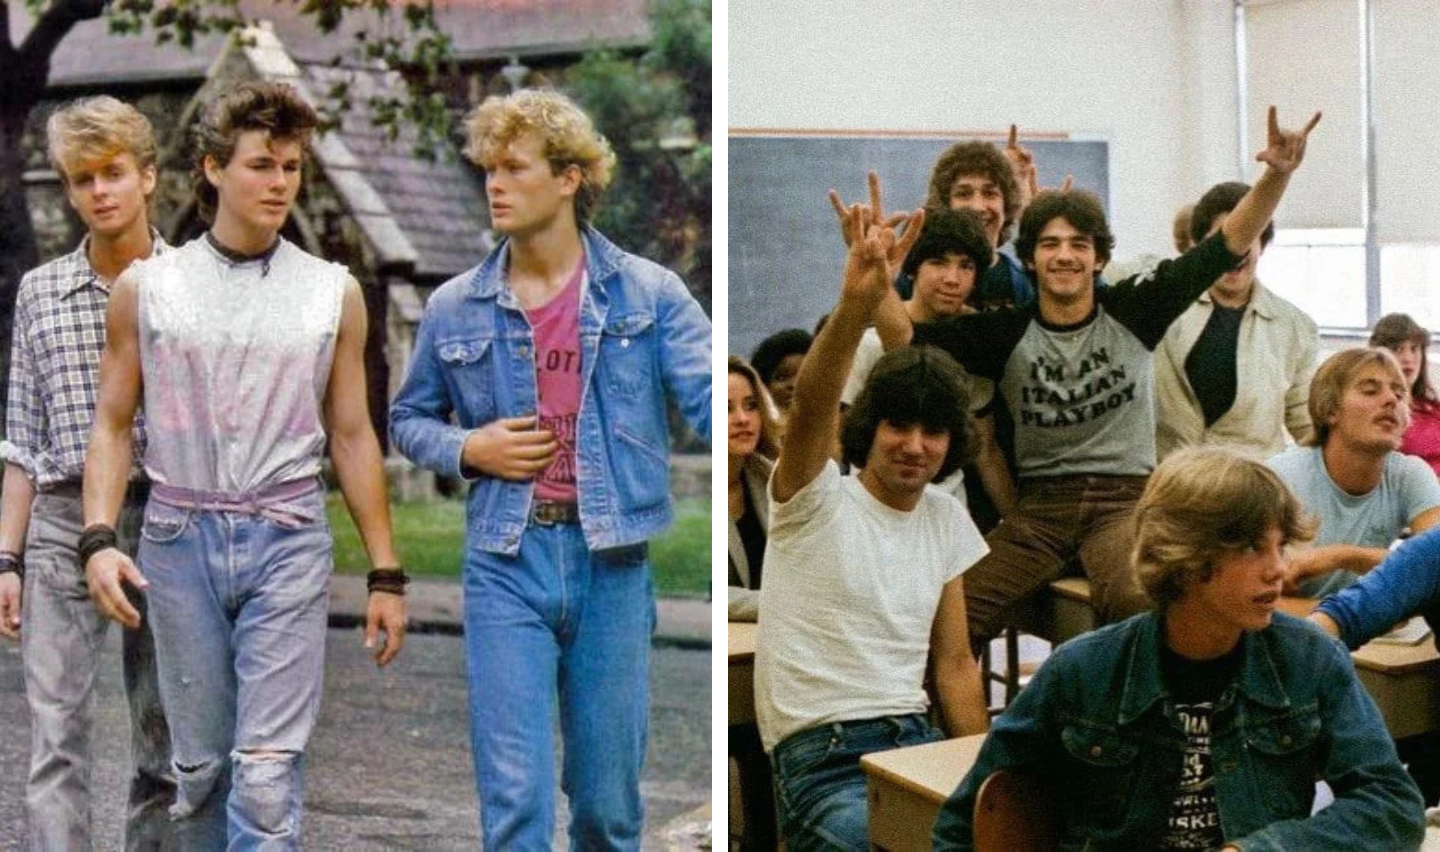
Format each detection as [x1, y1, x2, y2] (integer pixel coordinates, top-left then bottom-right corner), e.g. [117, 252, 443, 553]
[1, 235, 163, 489]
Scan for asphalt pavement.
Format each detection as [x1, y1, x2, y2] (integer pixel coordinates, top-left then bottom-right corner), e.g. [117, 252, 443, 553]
[0, 578, 714, 850]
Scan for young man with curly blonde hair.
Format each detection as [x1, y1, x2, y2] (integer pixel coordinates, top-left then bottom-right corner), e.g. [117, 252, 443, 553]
[391, 88, 711, 849]
[0, 95, 176, 850]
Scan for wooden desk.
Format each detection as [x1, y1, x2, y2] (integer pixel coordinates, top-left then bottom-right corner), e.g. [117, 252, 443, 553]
[729, 621, 757, 726]
[1277, 597, 1440, 739]
[861, 734, 986, 852]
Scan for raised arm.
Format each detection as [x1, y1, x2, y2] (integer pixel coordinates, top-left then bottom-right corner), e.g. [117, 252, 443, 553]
[81, 271, 146, 628]
[324, 278, 404, 667]
[828, 173, 916, 352]
[772, 187, 922, 503]
[1221, 107, 1322, 255]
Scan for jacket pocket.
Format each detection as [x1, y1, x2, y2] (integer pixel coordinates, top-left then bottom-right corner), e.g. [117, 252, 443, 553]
[599, 313, 655, 396]
[436, 336, 496, 424]
[1060, 723, 1140, 831]
[1243, 708, 1322, 817]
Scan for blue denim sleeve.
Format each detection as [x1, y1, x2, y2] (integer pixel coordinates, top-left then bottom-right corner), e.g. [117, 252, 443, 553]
[1229, 638, 1425, 852]
[932, 646, 1064, 851]
[654, 270, 711, 445]
[1315, 526, 1440, 649]
[389, 298, 471, 480]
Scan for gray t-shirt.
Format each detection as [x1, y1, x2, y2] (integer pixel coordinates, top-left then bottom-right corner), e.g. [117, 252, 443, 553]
[912, 233, 1244, 479]
[1267, 446, 1440, 596]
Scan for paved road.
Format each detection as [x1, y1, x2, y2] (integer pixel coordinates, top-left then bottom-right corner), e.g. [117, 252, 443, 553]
[0, 628, 711, 850]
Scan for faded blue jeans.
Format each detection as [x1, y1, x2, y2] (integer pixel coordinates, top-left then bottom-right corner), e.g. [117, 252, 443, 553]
[138, 484, 332, 850]
[771, 714, 943, 852]
[22, 489, 175, 851]
[463, 522, 655, 851]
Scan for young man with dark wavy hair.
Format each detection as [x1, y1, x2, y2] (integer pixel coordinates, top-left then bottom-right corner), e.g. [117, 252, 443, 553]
[888, 107, 1321, 656]
[754, 201, 990, 851]
[82, 80, 405, 847]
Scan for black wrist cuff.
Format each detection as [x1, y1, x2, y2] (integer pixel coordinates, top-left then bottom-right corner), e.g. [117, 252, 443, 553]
[0, 550, 22, 581]
[78, 524, 119, 570]
[367, 567, 410, 596]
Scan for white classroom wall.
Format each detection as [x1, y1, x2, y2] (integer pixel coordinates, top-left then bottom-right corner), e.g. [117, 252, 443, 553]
[729, 0, 1256, 262]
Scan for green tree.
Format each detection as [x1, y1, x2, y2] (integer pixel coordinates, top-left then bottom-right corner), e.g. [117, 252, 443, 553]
[567, 0, 711, 311]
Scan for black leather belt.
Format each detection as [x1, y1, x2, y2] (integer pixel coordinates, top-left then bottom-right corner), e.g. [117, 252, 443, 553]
[530, 500, 580, 526]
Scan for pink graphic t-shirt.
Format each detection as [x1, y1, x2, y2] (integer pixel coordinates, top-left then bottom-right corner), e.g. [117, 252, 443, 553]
[526, 257, 584, 503]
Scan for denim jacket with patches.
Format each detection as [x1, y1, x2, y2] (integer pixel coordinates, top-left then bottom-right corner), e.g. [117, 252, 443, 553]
[390, 227, 711, 556]
[932, 612, 1423, 852]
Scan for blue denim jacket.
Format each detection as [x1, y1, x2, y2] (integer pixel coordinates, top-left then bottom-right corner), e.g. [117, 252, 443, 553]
[933, 612, 1423, 852]
[389, 227, 711, 556]
[1317, 525, 1440, 650]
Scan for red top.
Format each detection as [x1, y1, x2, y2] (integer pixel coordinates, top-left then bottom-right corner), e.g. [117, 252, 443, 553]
[1401, 399, 1440, 479]
[527, 258, 584, 503]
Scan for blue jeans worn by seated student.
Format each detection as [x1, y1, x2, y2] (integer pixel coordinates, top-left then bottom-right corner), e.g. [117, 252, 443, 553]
[138, 485, 332, 851]
[463, 523, 654, 850]
[771, 714, 943, 852]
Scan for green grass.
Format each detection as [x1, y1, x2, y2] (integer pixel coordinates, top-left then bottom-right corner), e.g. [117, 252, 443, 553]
[326, 494, 711, 597]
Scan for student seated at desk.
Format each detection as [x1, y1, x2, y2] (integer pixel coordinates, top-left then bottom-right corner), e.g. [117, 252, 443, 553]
[933, 447, 1425, 851]
[728, 355, 779, 622]
[756, 196, 990, 852]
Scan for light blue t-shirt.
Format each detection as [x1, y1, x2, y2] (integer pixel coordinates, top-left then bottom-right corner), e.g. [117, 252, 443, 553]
[1267, 446, 1440, 596]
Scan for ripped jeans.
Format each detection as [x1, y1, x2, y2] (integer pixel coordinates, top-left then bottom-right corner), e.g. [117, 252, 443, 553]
[138, 481, 332, 850]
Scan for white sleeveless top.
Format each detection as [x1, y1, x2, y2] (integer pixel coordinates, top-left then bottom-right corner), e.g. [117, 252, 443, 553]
[133, 236, 347, 493]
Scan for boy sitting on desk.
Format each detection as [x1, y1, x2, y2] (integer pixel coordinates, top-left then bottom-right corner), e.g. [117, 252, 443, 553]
[933, 447, 1424, 851]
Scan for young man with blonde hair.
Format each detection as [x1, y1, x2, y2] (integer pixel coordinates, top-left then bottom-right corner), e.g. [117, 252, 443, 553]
[83, 81, 406, 847]
[0, 95, 176, 850]
[1267, 347, 1440, 597]
[933, 447, 1424, 850]
[391, 88, 711, 849]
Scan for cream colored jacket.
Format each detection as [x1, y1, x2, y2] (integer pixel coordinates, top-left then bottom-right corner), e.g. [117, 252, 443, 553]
[1155, 282, 1317, 461]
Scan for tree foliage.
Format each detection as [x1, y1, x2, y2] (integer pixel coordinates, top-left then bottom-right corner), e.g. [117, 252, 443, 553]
[567, 0, 711, 311]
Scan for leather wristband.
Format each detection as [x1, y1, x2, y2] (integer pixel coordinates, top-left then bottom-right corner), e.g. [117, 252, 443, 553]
[366, 567, 410, 596]
[0, 550, 22, 581]
[77, 524, 119, 570]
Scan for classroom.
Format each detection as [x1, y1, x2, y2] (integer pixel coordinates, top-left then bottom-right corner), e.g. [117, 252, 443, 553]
[726, 2, 1440, 849]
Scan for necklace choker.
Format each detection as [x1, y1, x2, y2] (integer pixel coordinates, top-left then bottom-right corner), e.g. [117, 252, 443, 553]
[205, 231, 281, 277]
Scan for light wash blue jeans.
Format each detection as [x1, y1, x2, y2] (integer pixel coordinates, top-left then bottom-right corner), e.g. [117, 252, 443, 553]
[138, 486, 332, 851]
[771, 715, 943, 852]
[463, 522, 655, 851]
[22, 490, 175, 851]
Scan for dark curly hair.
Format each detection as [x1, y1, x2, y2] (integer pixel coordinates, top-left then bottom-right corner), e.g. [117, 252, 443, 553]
[1015, 189, 1114, 271]
[926, 141, 1020, 245]
[191, 81, 318, 224]
[1190, 181, 1273, 250]
[750, 328, 813, 386]
[841, 345, 973, 482]
[900, 207, 994, 281]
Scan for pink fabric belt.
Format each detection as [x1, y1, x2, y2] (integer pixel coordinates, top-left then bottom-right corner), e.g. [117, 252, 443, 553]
[150, 478, 321, 529]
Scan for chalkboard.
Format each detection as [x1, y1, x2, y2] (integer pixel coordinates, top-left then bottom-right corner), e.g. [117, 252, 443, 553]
[728, 133, 1109, 359]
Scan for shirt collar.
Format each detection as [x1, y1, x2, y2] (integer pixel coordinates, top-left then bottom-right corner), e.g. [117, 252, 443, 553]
[1116, 613, 1291, 725]
[59, 228, 168, 299]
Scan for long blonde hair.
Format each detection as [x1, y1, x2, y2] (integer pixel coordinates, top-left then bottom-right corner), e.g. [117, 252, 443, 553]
[728, 355, 780, 461]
